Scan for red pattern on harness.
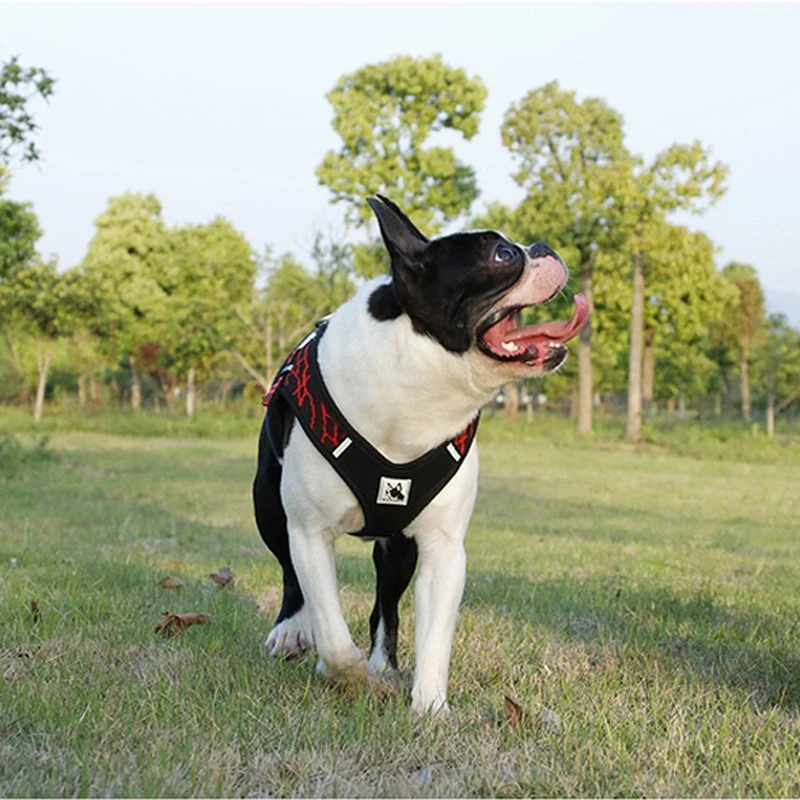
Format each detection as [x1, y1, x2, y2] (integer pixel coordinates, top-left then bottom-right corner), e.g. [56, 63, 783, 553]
[452, 417, 477, 456]
[262, 334, 343, 452]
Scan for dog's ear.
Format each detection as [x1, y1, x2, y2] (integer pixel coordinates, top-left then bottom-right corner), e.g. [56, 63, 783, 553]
[367, 196, 429, 271]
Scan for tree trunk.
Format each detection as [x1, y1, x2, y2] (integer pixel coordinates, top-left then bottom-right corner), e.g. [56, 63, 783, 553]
[740, 347, 751, 421]
[129, 354, 142, 411]
[186, 366, 196, 418]
[766, 385, 775, 437]
[577, 267, 593, 435]
[678, 389, 686, 421]
[626, 254, 645, 442]
[77, 374, 87, 409]
[34, 345, 51, 422]
[713, 394, 722, 416]
[504, 381, 519, 421]
[642, 327, 656, 415]
[570, 382, 578, 422]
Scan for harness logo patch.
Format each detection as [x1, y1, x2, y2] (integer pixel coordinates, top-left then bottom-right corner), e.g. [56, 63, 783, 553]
[377, 477, 412, 507]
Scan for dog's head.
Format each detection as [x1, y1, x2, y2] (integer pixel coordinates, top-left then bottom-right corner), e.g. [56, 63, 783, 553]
[367, 195, 589, 378]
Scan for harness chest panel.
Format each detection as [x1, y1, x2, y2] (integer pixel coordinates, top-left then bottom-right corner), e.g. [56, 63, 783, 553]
[262, 321, 479, 538]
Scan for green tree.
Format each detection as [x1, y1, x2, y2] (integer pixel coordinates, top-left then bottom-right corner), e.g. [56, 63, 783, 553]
[0, 56, 55, 164]
[0, 262, 89, 419]
[718, 263, 765, 421]
[616, 145, 727, 441]
[0, 166, 42, 280]
[317, 54, 486, 277]
[592, 225, 733, 415]
[80, 193, 170, 409]
[752, 314, 800, 436]
[491, 81, 629, 434]
[160, 217, 256, 416]
[230, 236, 355, 393]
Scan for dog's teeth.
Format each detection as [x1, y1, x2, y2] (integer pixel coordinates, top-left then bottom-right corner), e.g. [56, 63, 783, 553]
[501, 341, 520, 353]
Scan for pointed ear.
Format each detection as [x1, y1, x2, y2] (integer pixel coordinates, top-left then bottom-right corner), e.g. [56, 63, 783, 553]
[367, 196, 429, 269]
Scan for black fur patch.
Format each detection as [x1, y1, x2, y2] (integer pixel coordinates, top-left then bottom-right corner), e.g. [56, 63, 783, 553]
[368, 283, 403, 321]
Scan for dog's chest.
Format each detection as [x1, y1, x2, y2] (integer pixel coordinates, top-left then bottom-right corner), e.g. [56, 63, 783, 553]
[264, 316, 479, 539]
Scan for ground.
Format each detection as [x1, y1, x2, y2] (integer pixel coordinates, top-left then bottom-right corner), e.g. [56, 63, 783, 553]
[1, 415, 799, 797]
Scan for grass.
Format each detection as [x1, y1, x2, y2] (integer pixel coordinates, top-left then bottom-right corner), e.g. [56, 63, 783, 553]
[1, 415, 800, 796]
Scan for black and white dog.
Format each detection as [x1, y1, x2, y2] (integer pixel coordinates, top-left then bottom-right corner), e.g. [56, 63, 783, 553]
[253, 196, 589, 714]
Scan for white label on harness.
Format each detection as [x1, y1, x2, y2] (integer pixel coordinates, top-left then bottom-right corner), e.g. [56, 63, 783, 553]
[376, 477, 412, 507]
[332, 437, 352, 459]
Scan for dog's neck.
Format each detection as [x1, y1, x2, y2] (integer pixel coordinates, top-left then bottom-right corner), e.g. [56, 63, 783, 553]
[318, 278, 497, 463]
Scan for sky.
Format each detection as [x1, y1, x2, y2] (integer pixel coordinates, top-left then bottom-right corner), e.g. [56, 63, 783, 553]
[2, 2, 800, 318]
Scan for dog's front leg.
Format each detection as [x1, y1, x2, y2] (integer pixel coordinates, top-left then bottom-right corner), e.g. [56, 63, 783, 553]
[410, 529, 467, 714]
[287, 524, 368, 683]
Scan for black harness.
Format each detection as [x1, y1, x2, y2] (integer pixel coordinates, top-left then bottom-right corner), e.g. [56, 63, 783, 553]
[262, 320, 479, 538]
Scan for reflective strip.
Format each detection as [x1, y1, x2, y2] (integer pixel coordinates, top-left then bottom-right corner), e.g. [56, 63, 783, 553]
[296, 330, 318, 350]
[447, 443, 461, 462]
[332, 437, 352, 459]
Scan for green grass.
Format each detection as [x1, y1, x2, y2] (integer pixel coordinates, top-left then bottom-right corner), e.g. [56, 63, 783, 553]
[2, 417, 800, 796]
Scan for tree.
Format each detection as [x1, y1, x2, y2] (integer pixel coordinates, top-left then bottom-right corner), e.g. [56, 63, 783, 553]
[752, 314, 800, 436]
[591, 225, 733, 416]
[616, 144, 727, 441]
[494, 81, 629, 434]
[1, 56, 55, 164]
[718, 263, 765, 421]
[0, 262, 88, 419]
[317, 54, 486, 277]
[230, 235, 355, 393]
[79, 193, 170, 409]
[160, 217, 256, 416]
[0, 166, 41, 280]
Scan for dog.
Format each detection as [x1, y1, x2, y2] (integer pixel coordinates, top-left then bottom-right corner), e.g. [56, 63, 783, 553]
[253, 196, 589, 714]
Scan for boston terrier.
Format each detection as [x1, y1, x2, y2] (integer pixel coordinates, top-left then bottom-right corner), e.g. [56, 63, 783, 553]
[253, 196, 589, 714]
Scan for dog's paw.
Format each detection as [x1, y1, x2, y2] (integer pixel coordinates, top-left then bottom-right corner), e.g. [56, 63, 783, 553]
[265, 609, 311, 659]
[316, 647, 368, 684]
[367, 649, 397, 679]
[410, 689, 450, 716]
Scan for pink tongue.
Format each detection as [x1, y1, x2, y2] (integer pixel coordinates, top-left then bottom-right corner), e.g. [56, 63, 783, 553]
[484, 294, 590, 351]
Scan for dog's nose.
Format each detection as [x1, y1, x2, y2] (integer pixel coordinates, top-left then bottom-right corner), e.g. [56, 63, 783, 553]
[527, 242, 560, 262]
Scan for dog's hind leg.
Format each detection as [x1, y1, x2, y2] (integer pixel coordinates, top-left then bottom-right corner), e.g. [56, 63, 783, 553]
[253, 431, 311, 658]
[368, 535, 418, 676]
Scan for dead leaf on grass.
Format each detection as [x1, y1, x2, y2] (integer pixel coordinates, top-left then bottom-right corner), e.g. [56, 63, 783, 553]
[159, 576, 185, 591]
[207, 566, 234, 588]
[155, 611, 210, 638]
[503, 695, 529, 729]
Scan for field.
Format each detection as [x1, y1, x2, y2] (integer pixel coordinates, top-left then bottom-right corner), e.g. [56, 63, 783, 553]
[2, 413, 800, 797]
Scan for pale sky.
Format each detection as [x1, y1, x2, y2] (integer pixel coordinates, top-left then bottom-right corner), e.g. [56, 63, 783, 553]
[3, 2, 800, 311]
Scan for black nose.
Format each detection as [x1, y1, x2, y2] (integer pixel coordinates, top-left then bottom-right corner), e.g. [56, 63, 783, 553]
[527, 242, 559, 261]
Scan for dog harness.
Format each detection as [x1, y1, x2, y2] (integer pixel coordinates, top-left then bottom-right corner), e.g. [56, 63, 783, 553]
[262, 319, 479, 538]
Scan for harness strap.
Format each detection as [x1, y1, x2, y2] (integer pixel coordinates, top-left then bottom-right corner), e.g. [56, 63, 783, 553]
[262, 320, 479, 538]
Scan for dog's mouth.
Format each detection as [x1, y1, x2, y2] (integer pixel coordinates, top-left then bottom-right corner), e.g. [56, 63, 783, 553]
[477, 293, 590, 369]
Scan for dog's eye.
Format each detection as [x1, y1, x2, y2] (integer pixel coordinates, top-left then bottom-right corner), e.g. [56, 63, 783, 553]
[494, 245, 516, 263]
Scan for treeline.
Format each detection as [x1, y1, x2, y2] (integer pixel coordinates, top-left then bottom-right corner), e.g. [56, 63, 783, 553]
[0, 54, 798, 436]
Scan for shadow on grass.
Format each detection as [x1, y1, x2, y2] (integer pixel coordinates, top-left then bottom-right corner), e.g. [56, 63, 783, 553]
[464, 569, 800, 710]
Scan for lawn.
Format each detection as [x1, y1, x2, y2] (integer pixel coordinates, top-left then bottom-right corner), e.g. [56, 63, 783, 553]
[1, 415, 799, 797]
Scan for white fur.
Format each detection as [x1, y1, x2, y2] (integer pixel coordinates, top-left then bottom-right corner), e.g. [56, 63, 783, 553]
[367, 618, 391, 677]
[265, 606, 311, 658]
[278, 273, 545, 713]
